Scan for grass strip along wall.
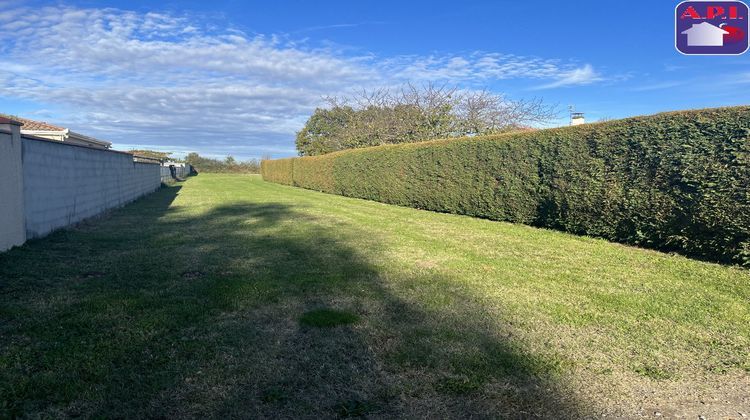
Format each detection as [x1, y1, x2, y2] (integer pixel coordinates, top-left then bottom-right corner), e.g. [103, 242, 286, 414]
[261, 106, 750, 266]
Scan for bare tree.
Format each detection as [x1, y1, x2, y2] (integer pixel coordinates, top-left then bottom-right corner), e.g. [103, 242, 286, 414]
[297, 84, 558, 156]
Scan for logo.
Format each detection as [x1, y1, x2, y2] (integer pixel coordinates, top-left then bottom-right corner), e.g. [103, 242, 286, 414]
[676, 1, 749, 55]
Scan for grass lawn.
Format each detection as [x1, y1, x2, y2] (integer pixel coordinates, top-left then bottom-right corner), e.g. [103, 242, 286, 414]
[1, 174, 748, 418]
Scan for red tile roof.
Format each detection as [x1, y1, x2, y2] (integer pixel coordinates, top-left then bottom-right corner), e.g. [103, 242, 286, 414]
[12, 116, 66, 131]
[1, 114, 111, 147]
[0, 116, 22, 125]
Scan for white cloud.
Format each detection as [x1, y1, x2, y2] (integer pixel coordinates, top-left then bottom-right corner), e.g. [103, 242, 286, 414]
[533, 64, 603, 90]
[0, 5, 608, 158]
[381, 53, 586, 84]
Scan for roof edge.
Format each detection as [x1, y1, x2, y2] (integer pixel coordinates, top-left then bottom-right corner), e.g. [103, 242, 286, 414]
[0, 116, 23, 126]
[68, 130, 113, 147]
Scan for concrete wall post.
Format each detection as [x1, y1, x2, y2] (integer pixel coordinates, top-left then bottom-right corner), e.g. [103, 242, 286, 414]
[0, 117, 27, 251]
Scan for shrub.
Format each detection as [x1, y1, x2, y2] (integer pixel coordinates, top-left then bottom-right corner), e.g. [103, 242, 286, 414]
[262, 106, 750, 265]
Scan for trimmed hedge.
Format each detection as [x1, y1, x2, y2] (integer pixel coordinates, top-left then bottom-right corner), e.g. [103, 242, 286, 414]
[260, 157, 295, 185]
[261, 107, 750, 265]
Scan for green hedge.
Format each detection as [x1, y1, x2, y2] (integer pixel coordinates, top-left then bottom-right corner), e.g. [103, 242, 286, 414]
[261, 107, 750, 265]
[260, 157, 295, 185]
[293, 155, 335, 192]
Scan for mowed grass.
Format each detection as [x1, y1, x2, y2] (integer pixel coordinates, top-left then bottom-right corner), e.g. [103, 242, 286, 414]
[0, 174, 748, 418]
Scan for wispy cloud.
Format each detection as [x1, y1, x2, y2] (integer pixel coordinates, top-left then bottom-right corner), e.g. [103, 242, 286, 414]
[382, 53, 592, 84]
[631, 81, 685, 92]
[292, 21, 389, 34]
[663, 64, 686, 72]
[0, 5, 609, 158]
[533, 64, 603, 90]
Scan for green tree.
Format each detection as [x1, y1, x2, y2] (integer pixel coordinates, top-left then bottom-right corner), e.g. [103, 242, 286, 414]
[296, 106, 355, 156]
[295, 84, 556, 156]
[185, 152, 260, 173]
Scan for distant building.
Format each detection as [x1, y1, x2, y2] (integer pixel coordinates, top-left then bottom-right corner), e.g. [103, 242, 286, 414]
[570, 112, 585, 126]
[11, 116, 112, 149]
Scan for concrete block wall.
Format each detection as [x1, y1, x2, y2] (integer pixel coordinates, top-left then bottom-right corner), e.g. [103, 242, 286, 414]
[21, 138, 161, 239]
[0, 121, 26, 251]
[160, 164, 192, 183]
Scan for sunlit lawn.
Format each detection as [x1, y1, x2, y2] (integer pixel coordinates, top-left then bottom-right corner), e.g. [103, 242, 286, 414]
[1, 174, 747, 418]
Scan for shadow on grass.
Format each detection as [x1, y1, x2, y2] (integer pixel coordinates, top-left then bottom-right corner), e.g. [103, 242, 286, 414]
[0, 184, 584, 418]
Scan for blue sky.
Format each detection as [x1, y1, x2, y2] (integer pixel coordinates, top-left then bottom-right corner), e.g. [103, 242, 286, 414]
[1, 0, 749, 159]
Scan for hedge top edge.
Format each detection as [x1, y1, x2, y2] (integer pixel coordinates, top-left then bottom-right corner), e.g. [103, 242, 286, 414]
[284, 105, 750, 158]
